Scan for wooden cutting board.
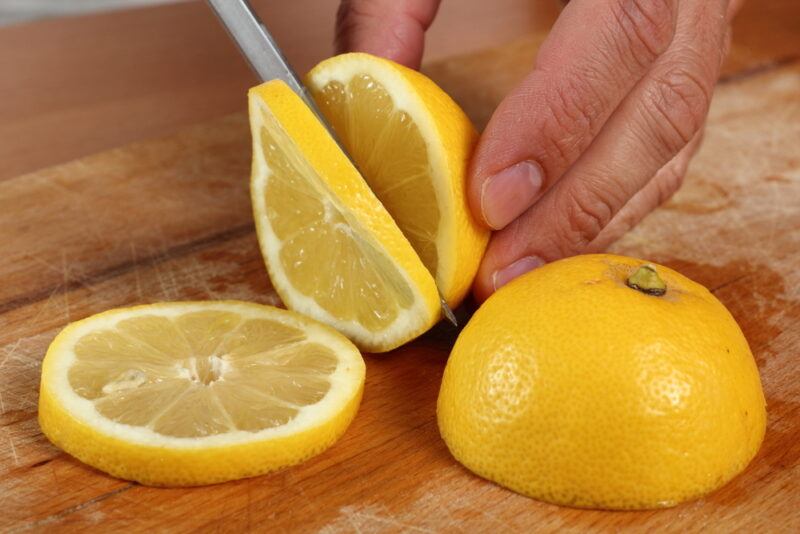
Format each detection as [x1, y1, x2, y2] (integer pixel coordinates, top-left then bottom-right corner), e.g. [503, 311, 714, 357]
[2, 3, 799, 532]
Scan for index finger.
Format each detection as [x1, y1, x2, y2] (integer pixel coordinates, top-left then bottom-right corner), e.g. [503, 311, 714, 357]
[468, 0, 679, 229]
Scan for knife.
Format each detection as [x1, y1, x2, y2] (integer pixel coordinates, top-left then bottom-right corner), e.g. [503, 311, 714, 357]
[206, 0, 458, 327]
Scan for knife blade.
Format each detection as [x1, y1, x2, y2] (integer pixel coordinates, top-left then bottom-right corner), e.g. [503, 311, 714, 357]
[206, 0, 457, 327]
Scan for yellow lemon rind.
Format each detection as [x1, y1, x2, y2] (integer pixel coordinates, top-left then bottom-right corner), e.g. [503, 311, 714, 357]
[249, 80, 440, 352]
[306, 52, 489, 308]
[38, 301, 365, 487]
[437, 254, 766, 510]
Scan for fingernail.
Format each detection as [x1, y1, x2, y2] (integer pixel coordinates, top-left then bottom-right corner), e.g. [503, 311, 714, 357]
[492, 256, 544, 291]
[481, 160, 544, 229]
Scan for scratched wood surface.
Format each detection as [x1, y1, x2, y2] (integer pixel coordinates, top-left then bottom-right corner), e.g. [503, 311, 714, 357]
[2, 2, 799, 532]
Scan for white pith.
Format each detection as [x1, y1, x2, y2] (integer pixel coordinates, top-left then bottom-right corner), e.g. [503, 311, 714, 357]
[307, 57, 458, 295]
[249, 95, 435, 349]
[46, 302, 365, 449]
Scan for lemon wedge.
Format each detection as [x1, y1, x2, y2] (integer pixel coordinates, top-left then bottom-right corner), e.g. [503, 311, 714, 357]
[249, 80, 440, 352]
[38, 301, 365, 486]
[307, 53, 489, 308]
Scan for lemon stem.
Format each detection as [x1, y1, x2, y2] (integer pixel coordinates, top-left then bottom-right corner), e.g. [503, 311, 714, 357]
[626, 265, 667, 296]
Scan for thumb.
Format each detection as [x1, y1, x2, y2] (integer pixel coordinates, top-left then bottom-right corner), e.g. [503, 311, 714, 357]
[335, 0, 441, 69]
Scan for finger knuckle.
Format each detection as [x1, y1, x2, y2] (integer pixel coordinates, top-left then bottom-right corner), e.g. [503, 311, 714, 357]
[539, 80, 604, 167]
[335, 1, 360, 44]
[554, 185, 617, 255]
[647, 63, 713, 155]
[335, 0, 379, 37]
[338, 0, 380, 21]
[612, 0, 676, 68]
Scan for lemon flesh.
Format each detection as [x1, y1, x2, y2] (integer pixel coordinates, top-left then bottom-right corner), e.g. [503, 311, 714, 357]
[39, 301, 365, 486]
[308, 53, 489, 308]
[314, 75, 440, 274]
[437, 254, 766, 509]
[249, 80, 440, 352]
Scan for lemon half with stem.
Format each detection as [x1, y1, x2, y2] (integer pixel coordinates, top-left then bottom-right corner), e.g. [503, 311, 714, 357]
[437, 254, 766, 509]
[38, 301, 365, 486]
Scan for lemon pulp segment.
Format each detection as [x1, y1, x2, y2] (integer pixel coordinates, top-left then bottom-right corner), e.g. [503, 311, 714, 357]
[315, 75, 441, 274]
[307, 53, 489, 308]
[39, 302, 365, 486]
[249, 80, 440, 352]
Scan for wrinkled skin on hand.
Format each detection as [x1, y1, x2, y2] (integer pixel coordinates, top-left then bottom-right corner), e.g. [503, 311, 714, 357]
[335, 0, 743, 301]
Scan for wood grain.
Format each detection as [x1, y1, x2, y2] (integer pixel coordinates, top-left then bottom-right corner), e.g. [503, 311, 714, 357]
[2, 1, 799, 532]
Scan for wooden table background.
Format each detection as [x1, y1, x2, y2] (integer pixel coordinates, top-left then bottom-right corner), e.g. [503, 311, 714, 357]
[1, 0, 799, 531]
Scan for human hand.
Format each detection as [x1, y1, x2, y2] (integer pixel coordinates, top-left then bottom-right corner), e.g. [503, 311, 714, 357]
[335, 0, 742, 301]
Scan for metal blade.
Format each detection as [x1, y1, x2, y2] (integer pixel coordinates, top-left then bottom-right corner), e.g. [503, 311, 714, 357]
[205, 0, 457, 326]
[205, 0, 339, 142]
[439, 292, 458, 327]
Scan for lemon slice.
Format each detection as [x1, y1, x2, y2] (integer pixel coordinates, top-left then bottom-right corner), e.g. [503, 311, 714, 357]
[249, 80, 440, 352]
[307, 53, 489, 308]
[38, 301, 365, 486]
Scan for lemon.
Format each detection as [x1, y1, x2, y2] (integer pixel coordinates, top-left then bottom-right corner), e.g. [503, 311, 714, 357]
[38, 301, 365, 486]
[437, 254, 766, 509]
[249, 80, 441, 353]
[307, 53, 489, 308]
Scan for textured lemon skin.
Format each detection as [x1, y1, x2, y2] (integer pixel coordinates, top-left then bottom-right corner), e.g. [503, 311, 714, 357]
[306, 53, 489, 308]
[38, 301, 365, 487]
[437, 254, 766, 510]
[249, 80, 441, 352]
[39, 382, 362, 487]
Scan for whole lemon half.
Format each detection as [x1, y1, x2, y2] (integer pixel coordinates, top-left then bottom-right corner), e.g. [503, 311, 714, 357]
[437, 254, 766, 509]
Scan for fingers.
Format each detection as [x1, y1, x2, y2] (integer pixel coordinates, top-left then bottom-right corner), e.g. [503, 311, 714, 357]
[473, 1, 729, 301]
[335, 0, 441, 69]
[587, 129, 703, 252]
[468, 0, 679, 230]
